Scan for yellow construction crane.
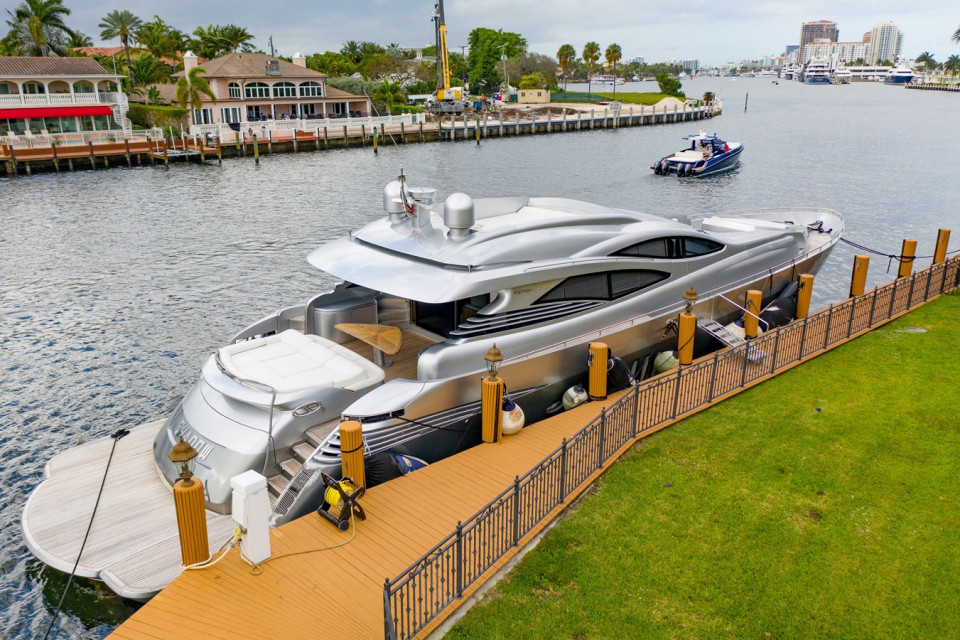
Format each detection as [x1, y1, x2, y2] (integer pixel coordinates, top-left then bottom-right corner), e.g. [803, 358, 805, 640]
[428, 0, 464, 114]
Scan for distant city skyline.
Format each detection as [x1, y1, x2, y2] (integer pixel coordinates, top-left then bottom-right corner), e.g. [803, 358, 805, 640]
[47, 0, 959, 66]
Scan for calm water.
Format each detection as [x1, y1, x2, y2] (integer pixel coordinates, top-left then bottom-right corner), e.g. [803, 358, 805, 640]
[2, 78, 958, 638]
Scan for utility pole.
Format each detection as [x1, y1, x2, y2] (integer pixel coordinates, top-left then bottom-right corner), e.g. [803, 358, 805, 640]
[268, 35, 275, 57]
[498, 43, 508, 95]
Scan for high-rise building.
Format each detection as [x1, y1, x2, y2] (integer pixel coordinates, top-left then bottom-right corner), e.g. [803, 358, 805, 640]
[868, 22, 902, 64]
[799, 20, 838, 62]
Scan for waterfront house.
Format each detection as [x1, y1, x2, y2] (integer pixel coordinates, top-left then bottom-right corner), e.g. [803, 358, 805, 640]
[172, 51, 372, 127]
[0, 57, 129, 140]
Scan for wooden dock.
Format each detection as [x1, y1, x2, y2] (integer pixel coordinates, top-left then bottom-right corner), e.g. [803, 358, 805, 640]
[1, 101, 720, 177]
[105, 255, 959, 640]
[107, 392, 632, 640]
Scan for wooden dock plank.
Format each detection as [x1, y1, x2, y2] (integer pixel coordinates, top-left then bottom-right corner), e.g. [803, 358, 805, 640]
[109, 390, 629, 639]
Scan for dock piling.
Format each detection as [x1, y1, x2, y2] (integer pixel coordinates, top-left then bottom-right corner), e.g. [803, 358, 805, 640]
[744, 290, 762, 339]
[588, 342, 609, 400]
[850, 255, 870, 297]
[252, 134, 259, 164]
[796, 274, 814, 318]
[339, 420, 366, 488]
[897, 239, 917, 278]
[933, 229, 951, 264]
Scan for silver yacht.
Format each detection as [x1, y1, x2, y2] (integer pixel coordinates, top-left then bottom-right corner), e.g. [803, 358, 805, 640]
[25, 177, 843, 572]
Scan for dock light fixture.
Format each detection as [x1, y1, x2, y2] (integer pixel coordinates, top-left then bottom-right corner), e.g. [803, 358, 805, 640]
[683, 287, 699, 313]
[484, 344, 503, 380]
[168, 437, 198, 487]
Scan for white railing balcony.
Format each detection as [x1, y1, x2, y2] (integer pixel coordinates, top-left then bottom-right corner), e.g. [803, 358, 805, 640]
[0, 92, 123, 108]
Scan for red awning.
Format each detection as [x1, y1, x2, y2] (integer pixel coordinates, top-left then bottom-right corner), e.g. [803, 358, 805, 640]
[0, 105, 113, 119]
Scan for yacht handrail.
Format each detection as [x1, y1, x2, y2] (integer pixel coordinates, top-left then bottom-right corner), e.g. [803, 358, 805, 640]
[214, 351, 278, 475]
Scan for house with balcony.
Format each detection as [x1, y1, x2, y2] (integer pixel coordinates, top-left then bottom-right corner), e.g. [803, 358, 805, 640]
[173, 51, 371, 127]
[0, 57, 129, 140]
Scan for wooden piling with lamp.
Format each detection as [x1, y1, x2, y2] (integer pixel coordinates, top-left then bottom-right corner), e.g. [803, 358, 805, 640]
[850, 255, 869, 297]
[168, 437, 210, 566]
[796, 273, 814, 319]
[898, 239, 917, 278]
[588, 342, 608, 400]
[481, 345, 504, 443]
[338, 420, 365, 488]
[743, 290, 762, 339]
[678, 288, 698, 366]
[933, 229, 951, 264]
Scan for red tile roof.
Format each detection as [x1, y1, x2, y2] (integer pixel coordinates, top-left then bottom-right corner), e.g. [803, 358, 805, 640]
[0, 56, 119, 77]
[174, 52, 326, 80]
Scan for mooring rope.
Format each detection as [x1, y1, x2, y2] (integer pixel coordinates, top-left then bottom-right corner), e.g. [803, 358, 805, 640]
[43, 428, 130, 640]
[839, 237, 960, 273]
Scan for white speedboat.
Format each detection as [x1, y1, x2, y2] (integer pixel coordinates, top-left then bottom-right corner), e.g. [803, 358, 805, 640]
[23, 176, 843, 597]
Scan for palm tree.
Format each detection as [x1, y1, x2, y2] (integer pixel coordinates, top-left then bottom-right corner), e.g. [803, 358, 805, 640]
[136, 16, 186, 61]
[191, 24, 223, 59]
[582, 41, 600, 99]
[945, 54, 960, 73]
[557, 44, 576, 94]
[99, 10, 142, 84]
[218, 24, 254, 53]
[128, 53, 170, 91]
[341, 40, 363, 64]
[67, 30, 92, 48]
[953, 26, 960, 44]
[915, 51, 937, 72]
[605, 42, 622, 98]
[177, 66, 216, 124]
[371, 78, 405, 115]
[5, 0, 75, 56]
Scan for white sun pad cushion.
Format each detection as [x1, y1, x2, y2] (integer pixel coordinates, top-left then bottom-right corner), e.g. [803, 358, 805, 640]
[218, 330, 384, 392]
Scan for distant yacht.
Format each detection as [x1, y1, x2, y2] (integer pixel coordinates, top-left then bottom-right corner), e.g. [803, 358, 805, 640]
[590, 74, 624, 85]
[830, 68, 852, 84]
[802, 59, 831, 84]
[780, 66, 801, 80]
[884, 66, 916, 85]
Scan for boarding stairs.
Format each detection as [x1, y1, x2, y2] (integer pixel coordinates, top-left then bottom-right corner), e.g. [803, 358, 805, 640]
[267, 420, 340, 508]
[698, 318, 765, 363]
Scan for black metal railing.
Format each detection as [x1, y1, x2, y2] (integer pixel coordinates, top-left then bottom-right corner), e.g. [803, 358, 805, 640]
[384, 256, 959, 639]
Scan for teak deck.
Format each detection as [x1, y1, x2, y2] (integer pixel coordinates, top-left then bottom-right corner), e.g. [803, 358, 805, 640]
[108, 391, 633, 640]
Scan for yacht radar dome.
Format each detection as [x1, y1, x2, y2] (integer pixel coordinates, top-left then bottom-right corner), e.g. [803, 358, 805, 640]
[444, 193, 475, 240]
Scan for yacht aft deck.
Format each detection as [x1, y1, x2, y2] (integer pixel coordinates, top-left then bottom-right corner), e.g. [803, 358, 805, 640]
[21, 420, 236, 600]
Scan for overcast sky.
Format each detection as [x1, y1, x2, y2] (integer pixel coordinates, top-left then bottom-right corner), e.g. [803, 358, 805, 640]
[23, 0, 960, 65]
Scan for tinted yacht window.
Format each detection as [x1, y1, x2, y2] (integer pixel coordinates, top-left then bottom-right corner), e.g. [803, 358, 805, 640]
[684, 237, 724, 256]
[537, 270, 669, 304]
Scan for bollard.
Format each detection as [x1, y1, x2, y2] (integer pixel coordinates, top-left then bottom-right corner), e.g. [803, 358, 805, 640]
[897, 239, 917, 278]
[252, 134, 259, 164]
[588, 342, 608, 400]
[796, 274, 814, 319]
[743, 290, 762, 339]
[677, 312, 696, 366]
[850, 255, 869, 297]
[171, 469, 209, 566]
[338, 420, 365, 488]
[933, 229, 951, 264]
[480, 374, 504, 443]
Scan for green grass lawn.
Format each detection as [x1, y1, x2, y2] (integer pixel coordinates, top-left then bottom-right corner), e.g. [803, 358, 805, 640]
[448, 291, 960, 639]
[551, 92, 674, 105]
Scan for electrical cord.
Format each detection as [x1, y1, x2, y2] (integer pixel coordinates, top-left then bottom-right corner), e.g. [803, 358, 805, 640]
[42, 428, 130, 640]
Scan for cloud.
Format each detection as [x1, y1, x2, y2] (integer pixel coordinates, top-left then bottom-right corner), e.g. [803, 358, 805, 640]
[58, 0, 957, 65]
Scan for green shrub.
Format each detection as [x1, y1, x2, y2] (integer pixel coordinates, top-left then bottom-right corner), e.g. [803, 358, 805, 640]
[127, 103, 189, 129]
